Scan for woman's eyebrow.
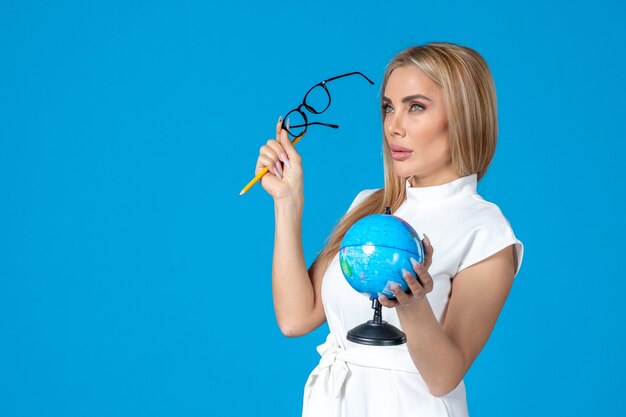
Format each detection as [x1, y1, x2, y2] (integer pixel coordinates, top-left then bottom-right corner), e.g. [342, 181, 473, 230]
[402, 94, 432, 103]
[383, 94, 433, 103]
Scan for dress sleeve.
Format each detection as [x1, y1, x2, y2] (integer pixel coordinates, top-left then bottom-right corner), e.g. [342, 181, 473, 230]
[456, 207, 524, 278]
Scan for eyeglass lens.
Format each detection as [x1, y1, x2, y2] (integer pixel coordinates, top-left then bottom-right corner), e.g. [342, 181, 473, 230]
[284, 109, 307, 138]
[303, 84, 331, 114]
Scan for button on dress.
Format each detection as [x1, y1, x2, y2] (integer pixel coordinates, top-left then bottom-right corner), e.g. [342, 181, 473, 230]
[302, 174, 524, 417]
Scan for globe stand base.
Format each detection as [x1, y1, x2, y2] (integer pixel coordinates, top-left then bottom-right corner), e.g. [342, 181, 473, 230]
[346, 298, 407, 346]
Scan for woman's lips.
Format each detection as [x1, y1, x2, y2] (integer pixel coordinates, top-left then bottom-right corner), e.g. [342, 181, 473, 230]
[390, 144, 413, 161]
[391, 150, 412, 161]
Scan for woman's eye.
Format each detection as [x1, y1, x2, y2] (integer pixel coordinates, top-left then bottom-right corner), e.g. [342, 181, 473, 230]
[410, 103, 425, 112]
[383, 104, 393, 113]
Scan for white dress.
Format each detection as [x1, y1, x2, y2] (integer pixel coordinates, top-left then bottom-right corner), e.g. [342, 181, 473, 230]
[302, 174, 524, 417]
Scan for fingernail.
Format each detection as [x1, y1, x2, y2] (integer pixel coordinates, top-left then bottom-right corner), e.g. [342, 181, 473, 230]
[280, 153, 291, 169]
[402, 268, 414, 278]
[278, 116, 283, 124]
[275, 161, 283, 177]
[410, 258, 421, 268]
[286, 117, 290, 130]
[423, 233, 430, 243]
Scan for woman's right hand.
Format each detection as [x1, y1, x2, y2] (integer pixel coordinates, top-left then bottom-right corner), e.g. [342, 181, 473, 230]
[255, 117, 304, 202]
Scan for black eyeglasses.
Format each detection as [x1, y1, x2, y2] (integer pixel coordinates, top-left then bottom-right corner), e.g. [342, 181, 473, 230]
[282, 71, 375, 138]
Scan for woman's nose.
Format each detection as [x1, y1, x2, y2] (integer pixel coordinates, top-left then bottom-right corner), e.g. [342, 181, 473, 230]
[386, 112, 405, 137]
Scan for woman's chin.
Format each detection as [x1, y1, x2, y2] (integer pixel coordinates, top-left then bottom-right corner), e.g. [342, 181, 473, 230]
[392, 165, 418, 179]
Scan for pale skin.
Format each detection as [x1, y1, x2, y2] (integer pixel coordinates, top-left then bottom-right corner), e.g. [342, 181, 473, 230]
[255, 65, 517, 397]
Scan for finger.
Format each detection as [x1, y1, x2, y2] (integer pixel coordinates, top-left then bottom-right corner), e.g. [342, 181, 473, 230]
[256, 155, 279, 177]
[276, 117, 301, 162]
[259, 143, 280, 164]
[279, 152, 291, 169]
[265, 139, 287, 176]
[275, 161, 283, 179]
[410, 259, 433, 293]
[265, 139, 286, 160]
[275, 116, 283, 140]
[409, 258, 424, 286]
[257, 144, 283, 178]
[402, 268, 426, 298]
[257, 145, 280, 175]
[422, 233, 434, 269]
[390, 283, 411, 304]
[377, 294, 398, 308]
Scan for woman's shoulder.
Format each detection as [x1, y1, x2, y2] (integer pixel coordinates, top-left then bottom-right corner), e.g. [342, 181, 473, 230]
[462, 194, 510, 223]
[447, 193, 518, 242]
[346, 188, 381, 213]
[453, 194, 524, 275]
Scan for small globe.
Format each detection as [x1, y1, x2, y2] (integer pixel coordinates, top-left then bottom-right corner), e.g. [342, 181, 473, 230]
[339, 213, 425, 299]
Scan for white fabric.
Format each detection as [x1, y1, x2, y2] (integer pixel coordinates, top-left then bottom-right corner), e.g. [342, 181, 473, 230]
[302, 174, 524, 417]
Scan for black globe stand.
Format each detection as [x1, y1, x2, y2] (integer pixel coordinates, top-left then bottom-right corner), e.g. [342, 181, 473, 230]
[347, 298, 407, 346]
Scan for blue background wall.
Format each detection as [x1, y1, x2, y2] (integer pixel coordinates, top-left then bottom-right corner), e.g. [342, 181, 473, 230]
[1, 0, 624, 416]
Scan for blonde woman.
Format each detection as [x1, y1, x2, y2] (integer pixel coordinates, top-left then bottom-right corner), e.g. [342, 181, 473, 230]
[255, 42, 524, 417]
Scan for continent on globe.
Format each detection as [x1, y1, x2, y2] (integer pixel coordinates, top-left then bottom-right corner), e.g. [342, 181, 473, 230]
[339, 213, 424, 299]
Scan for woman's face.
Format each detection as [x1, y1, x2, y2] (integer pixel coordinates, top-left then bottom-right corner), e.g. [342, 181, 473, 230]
[383, 65, 458, 186]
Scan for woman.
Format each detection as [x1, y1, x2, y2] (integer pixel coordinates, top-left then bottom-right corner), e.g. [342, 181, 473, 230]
[255, 42, 524, 416]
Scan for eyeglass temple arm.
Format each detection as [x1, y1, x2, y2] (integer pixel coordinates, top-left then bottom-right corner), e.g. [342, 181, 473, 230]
[323, 71, 375, 85]
[289, 121, 339, 129]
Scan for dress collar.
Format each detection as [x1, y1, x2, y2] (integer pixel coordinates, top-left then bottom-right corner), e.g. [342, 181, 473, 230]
[405, 173, 478, 205]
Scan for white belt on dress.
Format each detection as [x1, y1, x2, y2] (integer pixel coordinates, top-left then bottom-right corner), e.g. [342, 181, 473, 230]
[302, 332, 421, 417]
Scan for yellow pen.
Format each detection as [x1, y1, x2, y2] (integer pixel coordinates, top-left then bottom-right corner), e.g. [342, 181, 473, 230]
[239, 132, 306, 196]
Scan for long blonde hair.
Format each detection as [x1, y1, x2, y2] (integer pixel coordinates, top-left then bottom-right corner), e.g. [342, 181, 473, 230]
[309, 42, 499, 275]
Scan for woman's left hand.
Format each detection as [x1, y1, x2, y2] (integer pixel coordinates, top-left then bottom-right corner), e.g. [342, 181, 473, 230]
[378, 234, 434, 309]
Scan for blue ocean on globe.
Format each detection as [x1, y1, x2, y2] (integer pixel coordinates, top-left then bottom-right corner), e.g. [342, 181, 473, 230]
[339, 214, 425, 299]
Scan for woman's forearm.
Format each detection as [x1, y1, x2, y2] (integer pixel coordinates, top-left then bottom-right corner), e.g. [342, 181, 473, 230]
[271, 197, 317, 335]
[396, 299, 466, 397]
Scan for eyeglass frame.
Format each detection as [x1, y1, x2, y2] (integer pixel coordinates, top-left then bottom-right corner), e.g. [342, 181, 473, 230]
[281, 71, 375, 138]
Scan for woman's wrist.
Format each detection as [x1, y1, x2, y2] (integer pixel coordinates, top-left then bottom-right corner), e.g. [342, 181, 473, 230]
[274, 193, 304, 217]
[395, 295, 424, 315]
